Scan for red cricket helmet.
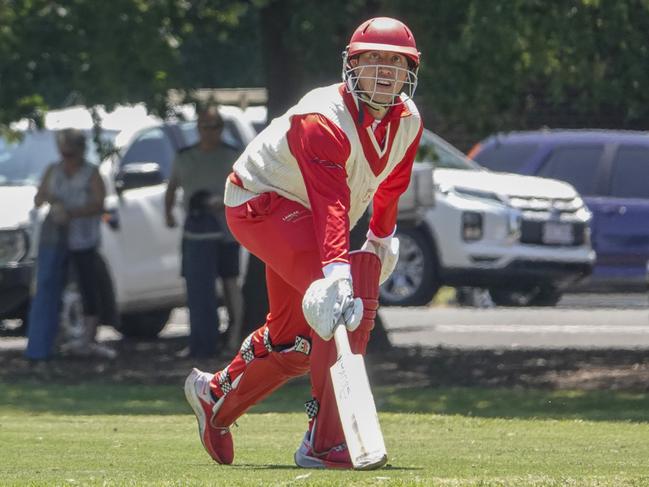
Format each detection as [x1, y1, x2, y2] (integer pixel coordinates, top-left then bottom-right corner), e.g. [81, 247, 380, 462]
[346, 17, 420, 67]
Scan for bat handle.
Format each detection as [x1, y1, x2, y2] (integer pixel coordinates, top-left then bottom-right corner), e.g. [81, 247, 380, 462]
[333, 324, 352, 356]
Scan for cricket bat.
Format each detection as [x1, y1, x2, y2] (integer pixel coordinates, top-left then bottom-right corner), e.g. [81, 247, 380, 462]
[330, 324, 388, 470]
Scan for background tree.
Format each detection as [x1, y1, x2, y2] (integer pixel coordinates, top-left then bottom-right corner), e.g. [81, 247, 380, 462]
[0, 0, 186, 126]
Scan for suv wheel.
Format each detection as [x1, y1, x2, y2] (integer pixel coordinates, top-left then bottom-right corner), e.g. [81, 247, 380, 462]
[488, 285, 562, 307]
[379, 227, 439, 306]
[117, 309, 172, 338]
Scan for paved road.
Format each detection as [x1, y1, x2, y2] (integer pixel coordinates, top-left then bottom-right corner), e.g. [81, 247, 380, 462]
[381, 293, 649, 350]
[2, 293, 648, 351]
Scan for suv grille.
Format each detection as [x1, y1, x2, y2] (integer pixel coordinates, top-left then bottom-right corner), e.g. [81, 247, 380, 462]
[519, 220, 587, 246]
[509, 196, 587, 247]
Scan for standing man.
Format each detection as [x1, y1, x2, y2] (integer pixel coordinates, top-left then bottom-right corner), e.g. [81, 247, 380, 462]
[165, 105, 243, 358]
[185, 17, 422, 468]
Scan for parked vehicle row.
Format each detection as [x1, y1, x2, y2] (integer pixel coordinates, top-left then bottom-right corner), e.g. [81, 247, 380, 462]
[3, 106, 624, 331]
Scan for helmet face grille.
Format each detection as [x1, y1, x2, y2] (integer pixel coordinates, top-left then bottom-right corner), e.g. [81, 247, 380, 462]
[342, 57, 418, 108]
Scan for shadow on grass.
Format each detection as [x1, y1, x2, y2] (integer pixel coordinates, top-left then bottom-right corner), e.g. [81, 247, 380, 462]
[223, 463, 424, 475]
[229, 464, 422, 471]
[1, 380, 648, 423]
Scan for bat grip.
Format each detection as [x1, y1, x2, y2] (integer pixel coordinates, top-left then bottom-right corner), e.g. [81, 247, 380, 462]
[333, 324, 352, 356]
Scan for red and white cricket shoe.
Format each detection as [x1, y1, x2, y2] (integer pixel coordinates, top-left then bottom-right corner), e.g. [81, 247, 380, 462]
[184, 368, 234, 465]
[293, 431, 353, 469]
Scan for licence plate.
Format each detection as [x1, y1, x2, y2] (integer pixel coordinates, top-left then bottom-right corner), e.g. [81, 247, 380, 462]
[542, 221, 573, 244]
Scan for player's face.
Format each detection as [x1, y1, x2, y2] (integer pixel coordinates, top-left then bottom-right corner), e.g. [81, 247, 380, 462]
[350, 50, 409, 104]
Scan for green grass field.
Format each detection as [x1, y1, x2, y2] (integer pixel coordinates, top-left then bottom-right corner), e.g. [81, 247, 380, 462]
[1, 380, 649, 486]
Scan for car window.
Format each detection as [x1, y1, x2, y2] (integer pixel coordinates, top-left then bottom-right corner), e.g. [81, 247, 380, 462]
[178, 120, 244, 150]
[120, 127, 176, 178]
[0, 129, 116, 186]
[472, 142, 539, 173]
[537, 146, 603, 196]
[417, 129, 479, 170]
[610, 146, 649, 199]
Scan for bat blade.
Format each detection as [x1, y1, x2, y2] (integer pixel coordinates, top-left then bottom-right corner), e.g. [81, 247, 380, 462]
[330, 349, 387, 470]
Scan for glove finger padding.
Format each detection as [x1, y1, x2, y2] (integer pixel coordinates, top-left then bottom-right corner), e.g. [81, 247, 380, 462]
[341, 297, 363, 332]
[302, 277, 363, 341]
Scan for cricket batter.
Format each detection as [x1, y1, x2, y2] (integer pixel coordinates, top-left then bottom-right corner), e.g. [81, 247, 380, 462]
[185, 16, 423, 469]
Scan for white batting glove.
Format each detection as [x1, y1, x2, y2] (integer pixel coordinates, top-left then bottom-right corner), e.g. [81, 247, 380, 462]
[361, 230, 400, 285]
[302, 276, 363, 341]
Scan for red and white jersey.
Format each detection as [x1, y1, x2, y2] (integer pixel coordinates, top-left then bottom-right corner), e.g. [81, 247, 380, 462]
[225, 83, 423, 271]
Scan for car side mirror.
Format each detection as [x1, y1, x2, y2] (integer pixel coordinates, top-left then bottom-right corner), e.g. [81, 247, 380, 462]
[115, 162, 164, 194]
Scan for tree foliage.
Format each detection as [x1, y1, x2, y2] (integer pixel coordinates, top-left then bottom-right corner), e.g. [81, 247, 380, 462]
[0, 0, 184, 124]
[394, 0, 649, 135]
[2, 0, 649, 137]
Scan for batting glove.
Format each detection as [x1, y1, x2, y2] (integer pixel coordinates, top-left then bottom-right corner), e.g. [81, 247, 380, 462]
[302, 276, 363, 341]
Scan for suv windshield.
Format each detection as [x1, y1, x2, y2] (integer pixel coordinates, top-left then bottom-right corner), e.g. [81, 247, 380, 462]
[0, 129, 117, 186]
[417, 129, 481, 171]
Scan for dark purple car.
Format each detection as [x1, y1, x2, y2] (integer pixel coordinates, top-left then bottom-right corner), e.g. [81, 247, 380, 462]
[469, 130, 649, 290]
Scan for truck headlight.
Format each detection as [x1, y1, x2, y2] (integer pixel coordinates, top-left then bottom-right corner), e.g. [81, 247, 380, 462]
[462, 211, 483, 241]
[0, 229, 28, 265]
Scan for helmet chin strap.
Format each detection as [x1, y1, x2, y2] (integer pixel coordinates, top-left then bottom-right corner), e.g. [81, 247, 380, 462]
[359, 93, 392, 113]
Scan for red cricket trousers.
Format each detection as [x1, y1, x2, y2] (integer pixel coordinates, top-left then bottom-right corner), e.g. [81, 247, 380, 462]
[211, 191, 367, 454]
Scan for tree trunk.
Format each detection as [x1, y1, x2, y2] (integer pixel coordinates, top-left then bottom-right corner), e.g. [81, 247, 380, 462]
[260, 1, 304, 118]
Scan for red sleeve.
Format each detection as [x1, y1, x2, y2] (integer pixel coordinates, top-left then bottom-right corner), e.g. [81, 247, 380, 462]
[370, 123, 424, 237]
[287, 113, 352, 267]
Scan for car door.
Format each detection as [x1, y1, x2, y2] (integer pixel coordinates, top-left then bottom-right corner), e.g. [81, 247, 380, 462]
[594, 144, 649, 282]
[101, 126, 185, 308]
[535, 144, 614, 270]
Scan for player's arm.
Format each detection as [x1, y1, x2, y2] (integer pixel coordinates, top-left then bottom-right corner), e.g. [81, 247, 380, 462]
[369, 123, 423, 239]
[361, 123, 423, 284]
[287, 113, 352, 279]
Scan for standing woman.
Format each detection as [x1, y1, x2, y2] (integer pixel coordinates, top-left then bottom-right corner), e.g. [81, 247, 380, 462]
[26, 128, 115, 360]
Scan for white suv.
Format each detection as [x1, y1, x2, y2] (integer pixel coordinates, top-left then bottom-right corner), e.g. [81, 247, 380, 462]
[380, 129, 595, 307]
[0, 104, 256, 337]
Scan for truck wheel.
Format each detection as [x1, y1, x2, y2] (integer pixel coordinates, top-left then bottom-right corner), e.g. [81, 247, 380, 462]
[379, 227, 439, 306]
[117, 309, 171, 338]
